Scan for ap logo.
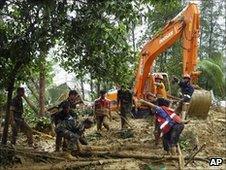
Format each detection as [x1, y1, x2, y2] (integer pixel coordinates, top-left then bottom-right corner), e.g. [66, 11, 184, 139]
[209, 158, 223, 166]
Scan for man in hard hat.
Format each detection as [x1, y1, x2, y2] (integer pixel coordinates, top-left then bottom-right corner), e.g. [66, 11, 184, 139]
[173, 74, 194, 120]
[154, 74, 167, 98]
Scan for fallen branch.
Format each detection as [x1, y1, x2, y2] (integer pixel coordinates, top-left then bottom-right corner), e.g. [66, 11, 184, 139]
[177, 145, 185, 170]
[12, 158, 133, 170]
[32, 130, 54, 139]
[185, 143, 206, 166]
[0, 146, 66, 162]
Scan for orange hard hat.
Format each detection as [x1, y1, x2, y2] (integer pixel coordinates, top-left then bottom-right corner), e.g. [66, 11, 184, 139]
[155, 74, 163, 80]
[183, 74, 191, 79]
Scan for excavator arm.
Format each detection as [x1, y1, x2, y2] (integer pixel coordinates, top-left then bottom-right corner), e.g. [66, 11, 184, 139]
[134, 3, 200, 99]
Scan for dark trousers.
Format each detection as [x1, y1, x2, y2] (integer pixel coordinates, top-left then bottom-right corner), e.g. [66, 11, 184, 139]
[120, 104, 131, 129]
[55, 134, 67, 151]
[162, 123, 184, 151]
[11, 118, 33, 146]
[96, 115, 109, 131]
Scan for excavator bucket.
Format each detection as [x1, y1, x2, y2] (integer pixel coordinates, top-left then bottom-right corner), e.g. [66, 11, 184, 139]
[187, 89, 212, 119]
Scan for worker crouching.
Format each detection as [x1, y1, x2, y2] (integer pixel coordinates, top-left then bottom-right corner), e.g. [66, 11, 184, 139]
[140, 98, 184, 155]
[55, 101, 93, 156]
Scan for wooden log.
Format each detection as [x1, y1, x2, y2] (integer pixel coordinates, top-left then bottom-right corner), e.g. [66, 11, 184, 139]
[0, 146, 66, 161]
[11, 158, 133, 170]
[78, 150, 213, 163]
[177, 145, 185, 170]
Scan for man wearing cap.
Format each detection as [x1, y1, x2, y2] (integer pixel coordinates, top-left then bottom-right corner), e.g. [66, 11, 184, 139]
[173, 74, 194, 120]
[94, 90, 111, 131]
[55, 101, 93, 155]
[10, 87, 33, 147]
[154, 74, 167, 99]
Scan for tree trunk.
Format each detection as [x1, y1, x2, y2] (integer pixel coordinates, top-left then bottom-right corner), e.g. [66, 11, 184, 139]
[96, 80, 100, 96]
[208, 0, 214, 58]
[39, 56, 46, 116]
[90, 77, 94, 94]
[132, 21, 136, 52]
[1, 82, 14, 144]
[0, 0, 7, 10]
[80, 77, 85, 100]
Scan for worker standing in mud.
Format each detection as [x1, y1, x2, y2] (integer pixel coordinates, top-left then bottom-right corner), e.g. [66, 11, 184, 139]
[154, 74, 167, 98]
[173, 74, 194, 120]
[140, 98, 184, 155]
[10, 87, 33, 147]
[117, 85, 133, 130]
[55, 101, 93, 156]
[94, 90, 111, 131]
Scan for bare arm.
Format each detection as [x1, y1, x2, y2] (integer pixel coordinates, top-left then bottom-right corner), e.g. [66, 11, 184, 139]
[139, 99, 158, 110]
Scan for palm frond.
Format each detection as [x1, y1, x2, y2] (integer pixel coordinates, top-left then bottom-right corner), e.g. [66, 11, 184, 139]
[198, 59, 225, 97]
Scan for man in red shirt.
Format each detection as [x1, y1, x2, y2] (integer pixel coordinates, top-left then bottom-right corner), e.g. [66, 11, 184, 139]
[94, 90, 111, 131]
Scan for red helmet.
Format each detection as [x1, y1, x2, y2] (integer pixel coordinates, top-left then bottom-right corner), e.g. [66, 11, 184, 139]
[155, 74, 163, 80]
[183, 74, 191, 79]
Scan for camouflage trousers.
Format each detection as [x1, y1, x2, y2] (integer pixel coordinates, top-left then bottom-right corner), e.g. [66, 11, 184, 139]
[57, 130, 80, 151]
[55, 133, 88, 151]
[11, 118, 33, 146]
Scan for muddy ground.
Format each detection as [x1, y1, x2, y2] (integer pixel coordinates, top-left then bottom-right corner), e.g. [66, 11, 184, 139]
[0, 107, 225, 170]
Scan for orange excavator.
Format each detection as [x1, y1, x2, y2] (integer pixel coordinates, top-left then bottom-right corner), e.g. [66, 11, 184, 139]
[107, 3, 212, 119]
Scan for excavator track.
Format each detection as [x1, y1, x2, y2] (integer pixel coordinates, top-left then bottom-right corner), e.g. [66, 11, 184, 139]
[187, 89, 212, 119]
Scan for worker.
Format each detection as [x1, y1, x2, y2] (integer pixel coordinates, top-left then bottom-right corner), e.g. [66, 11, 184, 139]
[140, 98, 184, 155]
[52, 90, 82, 152]
[154, 74, 167, 98]
[59, 90, 83, 119]
[10, 87, 33, 147]
[94, 90, 111, 131]
[117, 85, 133, 130]
[173, 74, 194, 120]
[55, 101, 93, 156]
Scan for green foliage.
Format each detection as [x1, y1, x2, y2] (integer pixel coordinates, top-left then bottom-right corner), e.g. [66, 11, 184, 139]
[198, 53, 225, 98]
[199, 0, 224, 59]
[54, 1, 141, 88]
[179, 138, 190, 151]
[23, 104, 51, 126]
